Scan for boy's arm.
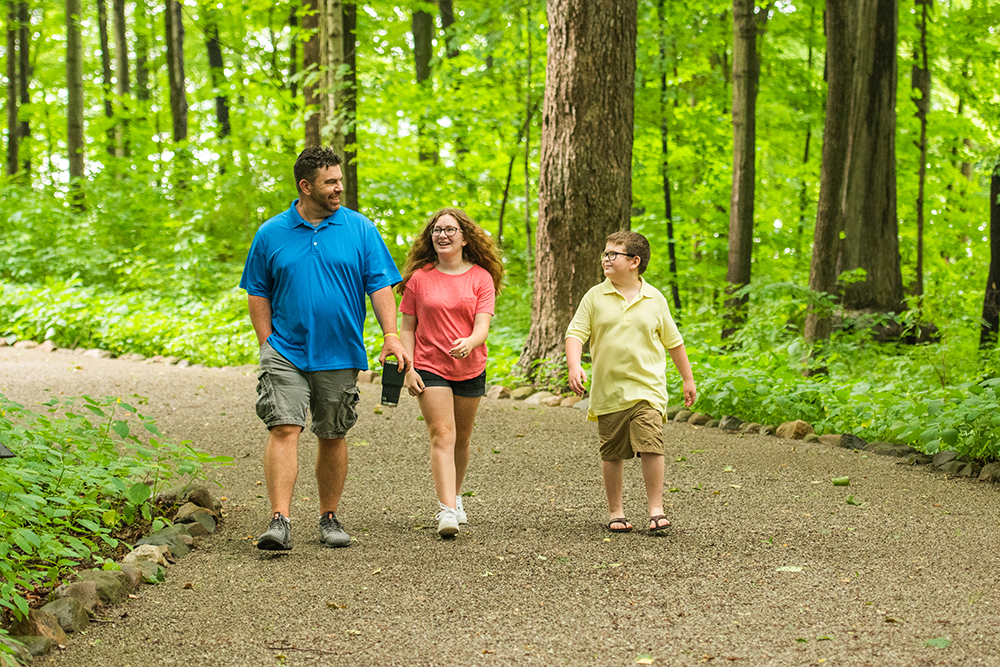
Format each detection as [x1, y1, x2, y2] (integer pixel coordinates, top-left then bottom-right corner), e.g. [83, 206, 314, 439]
[565, 337, 587, 396]
[667, 343, 697, 407]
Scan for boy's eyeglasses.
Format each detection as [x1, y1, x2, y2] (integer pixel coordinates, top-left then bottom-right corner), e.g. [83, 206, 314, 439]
[602, 251, 635, 261]
[431, 227, 461, 237]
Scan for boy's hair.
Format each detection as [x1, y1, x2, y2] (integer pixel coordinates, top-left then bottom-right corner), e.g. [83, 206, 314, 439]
[294, 147, 342, 192]
[606, 230, 651, 275]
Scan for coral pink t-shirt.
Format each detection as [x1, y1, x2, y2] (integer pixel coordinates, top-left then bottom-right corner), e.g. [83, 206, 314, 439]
[399, 264, 496, 381]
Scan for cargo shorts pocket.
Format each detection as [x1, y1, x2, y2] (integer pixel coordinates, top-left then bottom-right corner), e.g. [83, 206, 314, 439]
[255, 371, 276, 422]
[334, 385, 361, 434]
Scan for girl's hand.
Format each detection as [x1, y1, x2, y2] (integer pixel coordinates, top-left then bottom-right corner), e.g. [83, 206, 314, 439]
[450, 337, 473, 359]
[404, 370, 425, 396]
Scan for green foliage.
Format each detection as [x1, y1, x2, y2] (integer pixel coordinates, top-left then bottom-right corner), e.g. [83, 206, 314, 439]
[0, 393, 232, 621]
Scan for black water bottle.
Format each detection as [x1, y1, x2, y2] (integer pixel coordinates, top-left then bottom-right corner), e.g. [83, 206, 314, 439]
[380, 359, 405, 407]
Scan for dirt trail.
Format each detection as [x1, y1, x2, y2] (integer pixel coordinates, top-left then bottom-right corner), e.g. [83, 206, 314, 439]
[2, 346, 1000, 666]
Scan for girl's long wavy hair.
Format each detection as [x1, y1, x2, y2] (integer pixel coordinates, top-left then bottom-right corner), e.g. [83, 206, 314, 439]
[397, 208, 505, 295]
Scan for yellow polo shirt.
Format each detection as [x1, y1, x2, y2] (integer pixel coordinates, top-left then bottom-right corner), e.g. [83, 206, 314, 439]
[566, 278, 683, 422]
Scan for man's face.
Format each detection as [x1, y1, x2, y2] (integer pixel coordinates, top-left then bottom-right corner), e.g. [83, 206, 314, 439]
[301, 165, 344, 215]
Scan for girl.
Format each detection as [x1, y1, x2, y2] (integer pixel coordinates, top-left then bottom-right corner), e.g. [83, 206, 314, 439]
[398, 208, 504, 536]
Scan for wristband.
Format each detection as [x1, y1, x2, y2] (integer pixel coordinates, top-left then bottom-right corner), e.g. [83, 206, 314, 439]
[384, 332, 399, 339]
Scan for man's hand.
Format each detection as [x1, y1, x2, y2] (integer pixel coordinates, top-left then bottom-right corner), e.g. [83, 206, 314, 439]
[379, 335, 412, 373]
[568, 365, 588, 396]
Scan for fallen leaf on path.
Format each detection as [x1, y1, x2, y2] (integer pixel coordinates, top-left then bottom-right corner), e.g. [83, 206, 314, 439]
[327, 602, 345, 609]
[371, 568, 381, 575]
[181, 582, 194, 589]
[635, 657, 655, 665]
[345, 629, 361, 636]
[776, 566, 803, 572]
[925, 637, 951, 648]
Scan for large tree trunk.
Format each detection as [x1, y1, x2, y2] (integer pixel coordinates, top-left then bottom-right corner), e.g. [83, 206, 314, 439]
[135, 0, 151, 102]
[98, 0, 115, 156]
[981, 166, 1000, 349]
[289, 5, 299, 101]
[658, 0, 681, 317]
[342, 0, 358, 209]
[16, 0, 29, 174]
[164, 0, 188, 143]
[839, 0, 904, 312]
[66, 0, 86, 204]
[518, 0, 637, 376]
[724, 0, 770, 339]
[113, 0, 130, 158]
[911, 0, 931, 299]
[412, 6, 435, 163]
[322, 0, 345, 154]
[302, 0, 320, 147]
[804, 0, 857, 347]
[6, 1, 18, 177]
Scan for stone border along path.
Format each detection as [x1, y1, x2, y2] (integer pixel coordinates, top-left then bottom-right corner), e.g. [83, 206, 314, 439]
[3, 345, 1000, 666]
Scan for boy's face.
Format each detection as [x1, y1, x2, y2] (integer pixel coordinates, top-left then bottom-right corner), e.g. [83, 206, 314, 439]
[602, 242, 640, 280]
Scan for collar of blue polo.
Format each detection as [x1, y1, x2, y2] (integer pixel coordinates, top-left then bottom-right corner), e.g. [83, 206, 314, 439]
[288, 199, 345, 230]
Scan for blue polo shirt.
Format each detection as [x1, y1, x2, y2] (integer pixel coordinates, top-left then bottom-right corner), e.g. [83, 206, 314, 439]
[239, 201, 401, 371]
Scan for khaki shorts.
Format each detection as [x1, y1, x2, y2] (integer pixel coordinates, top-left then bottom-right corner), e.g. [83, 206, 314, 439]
[597, 401, 664, 461]
[255, 342, 360, 440]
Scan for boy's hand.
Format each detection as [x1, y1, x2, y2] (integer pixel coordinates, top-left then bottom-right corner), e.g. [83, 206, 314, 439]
[682, 379, 697, 407]
[568, 366, 588, 396]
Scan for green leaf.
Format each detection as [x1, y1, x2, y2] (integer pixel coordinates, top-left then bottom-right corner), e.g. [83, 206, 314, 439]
[924, 637, 951, 649]
[940, 429, 959, 448]
[125, 482, 151, 505]
[111, 420, 130, 438]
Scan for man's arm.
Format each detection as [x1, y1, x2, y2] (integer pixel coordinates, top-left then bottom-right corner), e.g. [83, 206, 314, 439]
[667, 344, 697, 407]
[370, 286, 412, 372]
[247, 295, 273, 347]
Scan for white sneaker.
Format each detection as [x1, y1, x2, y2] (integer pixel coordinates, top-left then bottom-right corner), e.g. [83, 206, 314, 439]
[436, 503, 460, 536]
[455, 495, 467, 524]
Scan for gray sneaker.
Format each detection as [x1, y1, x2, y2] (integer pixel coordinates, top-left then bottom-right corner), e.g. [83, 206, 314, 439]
[319, 511, 351, 548]
[256, 512, 292, 551]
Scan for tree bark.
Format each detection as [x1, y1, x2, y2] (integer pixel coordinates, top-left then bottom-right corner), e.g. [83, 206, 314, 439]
[658, 0, 682, 317]
[98, 0, 115, 155]
[113, 0, 130, 158]
[804, 0, 856, 347]
[322, 0, 345, 154]
[981, 166, 1000, 349]
[6, 1, 18, 177]
[524, 6, 532, 258]
[204, 5, 230, 141]
[164, 0, 188, 143]
[911, 0, 931, 299]
[135, 0, 150, 102]
[724, 0, 770, 339]
[413, 6, 435, 163]
[302, 0, 321, 147]
[66, 0, 86, 203]
[518, 0, 637, 376]
[839, 0, 904, 312]
[342, 0, 358, 209]
[16, 0, 29, 174]
[289, 5, 298, 101]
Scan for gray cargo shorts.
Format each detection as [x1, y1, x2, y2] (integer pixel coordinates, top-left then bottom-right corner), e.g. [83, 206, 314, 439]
[255, 341, 361, 440]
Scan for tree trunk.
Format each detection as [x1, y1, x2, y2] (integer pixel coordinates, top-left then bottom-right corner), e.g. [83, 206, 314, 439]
[440, 0, 466, 159]
[839, 0, 904, 312]
[724, 0, 770, 339]
[911, 0, 931, 300]
[135, 0, 150, 102]
[658, 0, 682, 317]
[16, 0, 29, 174]
[6, 1, 18, 177]
[981, 166, 1000, 349]
[413, 6, 435, 163]
[98, 0, 115, 156]
[342, 0, 358, 209]
[524, 6, 532, 259]
[302, 0, 320, 147]
[66, 0, 85, 203]
[804, 0, 856, 347]
[164, 0, 188, 143]
[204, 6, 230, 141]
[322, 0, 345, 154]
[289, 5, 298, 101]
[439, 0, 458, 59]
[113, 0, 130, 158]
[518, 0, 637, 377]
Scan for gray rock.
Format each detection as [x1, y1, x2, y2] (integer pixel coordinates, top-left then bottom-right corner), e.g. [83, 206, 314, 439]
[803, 433, 820, 443]
[74, 571, 129, 604]
[510, 387, 535, 400]
[12, 340, 38, 350]
[486, 384, 511, 400]
[184, 486, 218, 511]
[163, 355, 181, 365]
[136, 524, 193, 557]
[560, 396, 583, 408]
[665, 406, 685, 421]
[118, 563, 144, 590]
[523, 391, 555, 405]
[123, 544, 170, 567]
[706, 419, 720, 428]
[40, 597, 89, 634]
[739, 422, 762, 434]
[776, 420, 815, 440]
[674, 410, 693, 423]
[82, 349, 112, 358]
[904, 452, 935, 466]
[131, 559, 167, 583]
[573, 398, 590, 410]
[939, 460, 980, 477]
[540, 395, 564, 407]
[11, 634, 52, 657]
[0, 635, 33, 662]
[9, 610, 68, 646]
[760, 425, 777, 436]
[818, 434, 842, 447]
[688, 413, 711, 426]
[840, 433, 868, 450]
[863, 442, 917, 457]
[979, 462, 1000, 483]
[37, 340, 56, 353]
[933, 450, 967, 468]
[177, 509, 217, 535]
[50, 581, 101, 614]
[176, 359, 191, 368]
[718, 415, 744, 431]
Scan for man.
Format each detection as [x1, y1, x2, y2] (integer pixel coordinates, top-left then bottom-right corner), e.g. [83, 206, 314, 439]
[240, 147, 410, 550]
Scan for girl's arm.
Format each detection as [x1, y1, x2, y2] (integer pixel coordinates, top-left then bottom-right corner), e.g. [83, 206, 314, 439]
[450, 313, 492, 358]
[400, 314, 425, 395]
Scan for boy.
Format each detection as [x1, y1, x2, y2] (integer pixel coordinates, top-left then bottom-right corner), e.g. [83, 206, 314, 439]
[565, 231, 696, 533]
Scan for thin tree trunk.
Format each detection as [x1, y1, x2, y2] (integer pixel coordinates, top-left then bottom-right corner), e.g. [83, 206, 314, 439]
[98, 0, 115, 156]
[323, 0, 345, 154]
[135, 0, 150, 102]
[289, 5, 299, 101]
[302, 0, 321, 147]
[205, 6, 230, 141]
[16, 0, 29, 175]
[524, 6, 532, 259]
[498, 154, 515, 248]
[66, 0, 86, 205]
[113, 0, 130, 158]
[796, 5, 815, 267]
[164, 0, 188, 143]
[518, 0, 637, 376]
[440, 0, 466, 159]
[981, 166, 1000, 349]
[342, 0, 358, 209]
[724, 0, 770, 339]
[658, 0, 682, 317]
[804, 0, 856, 350]
[912, 0, 931, 300]
[413, 6, 435, 163]
[6, 1, 19, 177]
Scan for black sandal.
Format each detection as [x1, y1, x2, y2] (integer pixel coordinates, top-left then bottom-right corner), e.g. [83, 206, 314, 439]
[608, 517, 633, 533]
[648, 515, 671, 532]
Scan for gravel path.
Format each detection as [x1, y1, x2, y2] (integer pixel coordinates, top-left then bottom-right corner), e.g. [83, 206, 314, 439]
[3, 346, 1000, 666]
